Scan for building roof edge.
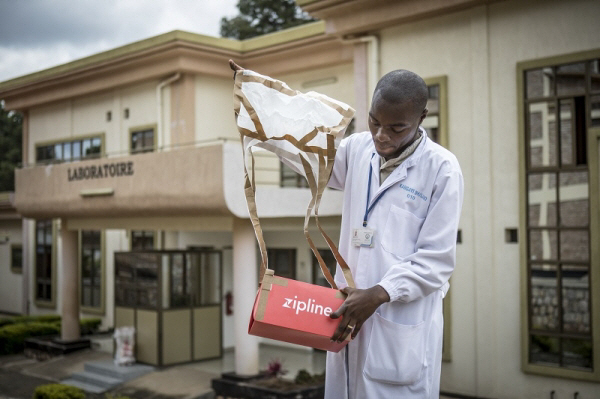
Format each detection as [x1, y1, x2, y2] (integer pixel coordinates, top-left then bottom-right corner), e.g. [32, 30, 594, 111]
[0, 21, 326, 94]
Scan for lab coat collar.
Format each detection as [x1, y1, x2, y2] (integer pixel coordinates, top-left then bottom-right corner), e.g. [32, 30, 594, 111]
[372, 127, 428, 196]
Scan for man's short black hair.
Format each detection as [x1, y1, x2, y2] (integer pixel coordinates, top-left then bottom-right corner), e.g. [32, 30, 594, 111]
[373, 70, 428, 116]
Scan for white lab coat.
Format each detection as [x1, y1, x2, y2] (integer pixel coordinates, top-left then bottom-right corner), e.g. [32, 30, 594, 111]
[325, 130, 464, 399]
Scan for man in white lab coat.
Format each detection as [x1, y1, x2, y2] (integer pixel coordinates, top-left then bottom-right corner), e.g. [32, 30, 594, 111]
[325, 69, 464, 398]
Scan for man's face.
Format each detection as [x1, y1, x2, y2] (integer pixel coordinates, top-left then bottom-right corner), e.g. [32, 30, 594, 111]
[368, 96, 427, 160]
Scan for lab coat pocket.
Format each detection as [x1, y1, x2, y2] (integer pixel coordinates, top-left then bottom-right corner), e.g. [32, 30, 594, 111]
[363, 313, 425, 385]
[381, 204, 424, 258]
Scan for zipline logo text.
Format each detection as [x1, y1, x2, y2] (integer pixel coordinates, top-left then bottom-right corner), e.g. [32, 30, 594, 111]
[282, 296, 333, 317]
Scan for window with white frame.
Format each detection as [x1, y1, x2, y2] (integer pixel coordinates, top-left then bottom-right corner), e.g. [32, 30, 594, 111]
[521, 55, 599, 379]
[36, 136, 102, 164]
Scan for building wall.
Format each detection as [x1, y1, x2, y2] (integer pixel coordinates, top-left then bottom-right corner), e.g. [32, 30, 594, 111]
[277, 63, 355, 109]
[28, 80, 159, 161]
[486, 0, 599, 397]
[195, 75, 239, 142]
[119, 81, 159, 152]
[379, 0, 600, 397]
[0, 219, 23, 314]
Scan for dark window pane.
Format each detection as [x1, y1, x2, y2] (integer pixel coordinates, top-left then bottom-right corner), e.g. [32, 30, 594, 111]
[131, 133, 141, 152]
[423, 115, 439, 144]
[428, 84, 439, 100]
[54, 143, 62, 161]
[528, 102, 556, 167]
[592, 60, 600, 92]
[559, 230, 588, 262]
[72, 141, 81, 159]
[82, 249, 92, 277]
[37, 284, 45, 300]
[312, 249, 337, 287]
[530, 264, 559, 331]
[280, 164, 307, 188]
[191, 252, 221, 306]
[131, 130, 154, 153]
[82, 139, 91, 157]
[82, 286, 91, 306]
[561, 266, 590, 334]
[556, 63, 586, 96]
[528, 173, 556, 227]
[559, 171, 588, 227]
[37, 227, 44, 245]
[35, 220, 53, 301]
[131, 230, 154, 250]
[45, 226, 52, 245]
[530, 334, 559, 366]
[170, 254, 188, 307]
[559, 99, 574, 165]
[11, 246, 22, 270]
[93, 251, 101, 278]
[36, 146, 45, 161]
[93, 288, 101, 307]
[90, 138, 101, 156]
[526, 68, 554, 99]
[143, 131, 154, 149]
[590, 95, 600, 127]
[81, 230, 101, 308]
[529, 229, 557, 261]
[562, 339, 592, 370]
[426, 84, 439, 113]
[268, 248, 295, 279]
[63, 142, 72, 161]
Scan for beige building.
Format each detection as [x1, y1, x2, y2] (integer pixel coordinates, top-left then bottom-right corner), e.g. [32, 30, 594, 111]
[0, 0, 599, 396]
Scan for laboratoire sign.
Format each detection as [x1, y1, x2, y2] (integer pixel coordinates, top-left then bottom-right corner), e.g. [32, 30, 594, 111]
[67, 161, 134, 182]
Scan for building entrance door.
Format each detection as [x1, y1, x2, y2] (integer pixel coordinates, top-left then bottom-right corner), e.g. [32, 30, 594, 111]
[114, 249, 222, 366]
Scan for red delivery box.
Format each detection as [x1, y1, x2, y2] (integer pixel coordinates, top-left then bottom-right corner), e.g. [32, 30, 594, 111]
[248, 270, 350, 352]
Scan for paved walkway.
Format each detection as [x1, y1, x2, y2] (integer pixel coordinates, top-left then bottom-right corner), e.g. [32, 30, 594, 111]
[0, 349, 217, 399]
[0, 346, 456, 399]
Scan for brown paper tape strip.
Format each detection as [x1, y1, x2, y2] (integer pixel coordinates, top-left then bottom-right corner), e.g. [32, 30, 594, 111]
[255, 272, 289, 321]
[233, 70, 356, 290]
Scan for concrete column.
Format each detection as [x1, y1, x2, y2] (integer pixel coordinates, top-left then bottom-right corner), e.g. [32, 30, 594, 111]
[353, 42, 369, 133]
[21, 112, 30, 315]
[469, 8, 497, 398]
[232, 217, 259, 375]
[60, 221, 80, 342]
[21, 219, 30, 315]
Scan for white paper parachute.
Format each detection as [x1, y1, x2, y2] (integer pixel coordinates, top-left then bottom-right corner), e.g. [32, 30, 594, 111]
[233, 69, 356, 289]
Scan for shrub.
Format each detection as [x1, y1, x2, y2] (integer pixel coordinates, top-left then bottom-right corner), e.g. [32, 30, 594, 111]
[0, 317, 15, 328]
[0, 322, 60, 355]
[294, 369, 325, 385]
[32, 384, 85, 399]
[80, 318, 102, 335]
[0, 315, 101, 355]
[13, 314, 61, 324]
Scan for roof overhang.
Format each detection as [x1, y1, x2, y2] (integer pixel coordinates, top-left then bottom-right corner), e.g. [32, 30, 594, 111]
[0, 21, 356, 111]
[297, 0, 504, 37]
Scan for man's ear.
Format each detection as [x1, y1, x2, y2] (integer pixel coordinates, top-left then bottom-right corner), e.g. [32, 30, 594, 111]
[419, 108, 429, 125]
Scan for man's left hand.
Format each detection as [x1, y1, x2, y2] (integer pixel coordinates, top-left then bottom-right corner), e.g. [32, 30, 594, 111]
[330, 285, 390, 342]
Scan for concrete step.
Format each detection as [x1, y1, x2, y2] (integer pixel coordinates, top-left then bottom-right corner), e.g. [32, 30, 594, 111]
[60, 378, 106, 394]
[84, 360, 154, 381]
[69, 370, 123, 388]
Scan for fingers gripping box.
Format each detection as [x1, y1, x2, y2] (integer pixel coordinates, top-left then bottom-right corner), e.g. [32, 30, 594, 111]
[248, 270, 350, 352]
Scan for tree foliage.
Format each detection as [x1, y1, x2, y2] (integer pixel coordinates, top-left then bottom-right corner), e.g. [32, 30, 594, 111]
[0, 101, 22, 192]
[221, 0, 316, 40]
